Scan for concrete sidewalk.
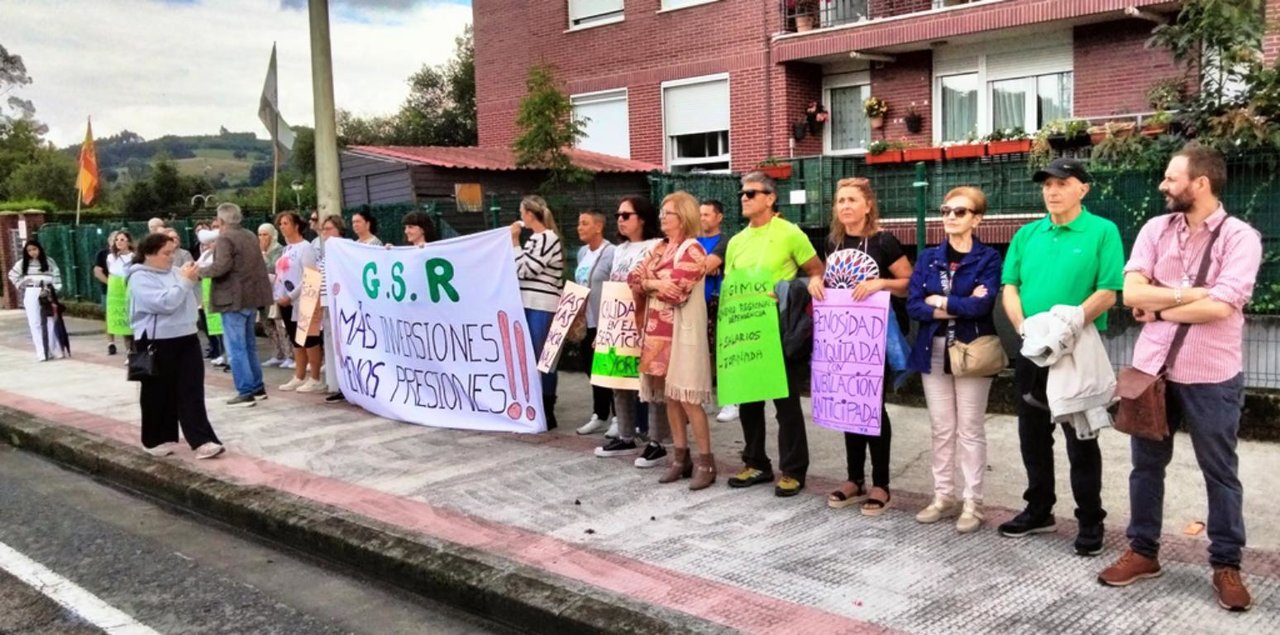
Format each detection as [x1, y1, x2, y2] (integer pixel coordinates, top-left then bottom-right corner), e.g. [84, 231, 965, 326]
[0, 311, 1277, 633]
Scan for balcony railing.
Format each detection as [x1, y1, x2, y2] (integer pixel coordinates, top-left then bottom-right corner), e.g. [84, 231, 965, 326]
[781, 0, 870, 33]
[780, 0, 989, 34]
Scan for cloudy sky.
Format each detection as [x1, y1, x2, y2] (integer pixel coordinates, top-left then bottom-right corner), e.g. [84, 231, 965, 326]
[5, 0, 473, 147]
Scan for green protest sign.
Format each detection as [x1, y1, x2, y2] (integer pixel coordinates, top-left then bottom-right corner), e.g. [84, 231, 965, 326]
[716, 270, 788, 404]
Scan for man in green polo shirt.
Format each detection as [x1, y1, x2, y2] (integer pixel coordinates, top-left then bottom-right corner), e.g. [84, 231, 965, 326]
[998, 157, 1124, 555]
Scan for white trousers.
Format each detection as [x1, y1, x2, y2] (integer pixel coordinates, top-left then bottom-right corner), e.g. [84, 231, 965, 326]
[920, 337, 991, 501]
[23, 286, 63, 362]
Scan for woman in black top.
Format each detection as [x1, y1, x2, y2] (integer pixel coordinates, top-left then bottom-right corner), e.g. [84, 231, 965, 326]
[807, 177, 912, 516]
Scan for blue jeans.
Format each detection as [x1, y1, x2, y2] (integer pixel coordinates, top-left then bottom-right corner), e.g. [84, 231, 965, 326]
[1127, 374, 1246, 568]
[221, 308, 264, 397]
[523, 309, 557, 398]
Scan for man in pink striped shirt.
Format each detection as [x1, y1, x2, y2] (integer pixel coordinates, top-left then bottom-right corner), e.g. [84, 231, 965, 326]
[1098, 144, 1262, 612]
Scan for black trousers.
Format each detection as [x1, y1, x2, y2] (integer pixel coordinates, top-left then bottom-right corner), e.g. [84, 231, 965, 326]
[845, 406, 893, 489]
[739, 363, 809, 481]
[1015, 356, 1105, 525]
[139, 334, 220, 450]
[581, 328, 613, 420]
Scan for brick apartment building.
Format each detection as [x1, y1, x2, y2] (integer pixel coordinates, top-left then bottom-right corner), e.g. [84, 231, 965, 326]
[474, 0, 1280, 174]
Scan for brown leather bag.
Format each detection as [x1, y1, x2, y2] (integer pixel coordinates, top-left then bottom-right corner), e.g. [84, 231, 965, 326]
[1114, 218, 1223, 442]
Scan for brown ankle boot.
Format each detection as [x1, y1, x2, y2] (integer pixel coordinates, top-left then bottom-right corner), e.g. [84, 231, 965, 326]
[689, 453, 717, 490]
[659, 447, 691, 483]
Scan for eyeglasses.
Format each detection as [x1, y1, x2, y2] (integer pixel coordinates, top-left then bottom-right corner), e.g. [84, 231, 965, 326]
[740, 189, 773, 199]
[616, 212, 635, 221]
[939, 206, 975, 218]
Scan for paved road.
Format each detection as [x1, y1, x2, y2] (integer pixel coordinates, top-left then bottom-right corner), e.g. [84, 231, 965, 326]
[0, 445, 510, 635]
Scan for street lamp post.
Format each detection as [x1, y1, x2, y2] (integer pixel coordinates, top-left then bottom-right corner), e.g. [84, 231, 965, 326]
[291, 180, 304, 209]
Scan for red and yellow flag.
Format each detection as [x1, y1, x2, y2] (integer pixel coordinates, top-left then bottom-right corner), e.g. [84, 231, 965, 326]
[76, 118, 99, 206]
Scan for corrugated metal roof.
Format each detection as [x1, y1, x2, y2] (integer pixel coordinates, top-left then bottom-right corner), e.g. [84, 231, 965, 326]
[346, 145, 660, 174]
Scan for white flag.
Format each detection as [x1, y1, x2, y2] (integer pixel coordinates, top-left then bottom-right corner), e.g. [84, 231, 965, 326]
[259, 44, 296, 158]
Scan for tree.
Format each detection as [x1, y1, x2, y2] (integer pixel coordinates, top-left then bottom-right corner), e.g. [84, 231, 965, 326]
[291, 126, 316, 180]
[0, 44, 36, 122]
[0, 117, 42, 199]
[3, 147, 77, 209]
[512, 65, 590, 191]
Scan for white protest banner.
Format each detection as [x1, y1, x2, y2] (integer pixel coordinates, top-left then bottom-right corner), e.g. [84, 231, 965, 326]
[293, 267, 323, 346]
[325, 230, 545, 433]
[590, 281, 641, 390]
[537, 281, 589, 373]
[811, 289, 889, 436]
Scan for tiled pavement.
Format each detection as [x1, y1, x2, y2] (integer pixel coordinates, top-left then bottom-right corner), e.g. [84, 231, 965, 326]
[0, 312, 1275, 633]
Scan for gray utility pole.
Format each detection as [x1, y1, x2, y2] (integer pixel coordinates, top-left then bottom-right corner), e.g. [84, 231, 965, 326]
[308, 0, 341, 224]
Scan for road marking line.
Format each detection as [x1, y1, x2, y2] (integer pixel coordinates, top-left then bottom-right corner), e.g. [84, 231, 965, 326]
[0, 540, 161, 635]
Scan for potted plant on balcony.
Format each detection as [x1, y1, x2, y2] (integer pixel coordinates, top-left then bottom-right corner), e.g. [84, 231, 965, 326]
[1141, 111, 1174, 137]
[943, 132, 987, 159]
[1039, 119, 1090, 150]
[757, 156, 793, 180]
[806, 100, 829, 134]
[1087, 120, 1137, 145]
[903, 103, 925, 134]
[985, 127, 1031, 155]
[903, 143, 944, 162]
[864, 95, 889, 130]
[866, 139, 905, 165]
[790, 0, 820, 32]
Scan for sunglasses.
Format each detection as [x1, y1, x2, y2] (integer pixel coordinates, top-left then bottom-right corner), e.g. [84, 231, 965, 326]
[616, 212, 636, 220]
[939, 206, 975, 218]
[739, 189, 773, 199]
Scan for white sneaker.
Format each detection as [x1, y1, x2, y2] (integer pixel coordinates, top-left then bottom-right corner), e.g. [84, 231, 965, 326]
[194, 442, 225, 460]
[262, 357, 283, 368]
[210, 355, 226, 367]
[716, 405, 739, 422]
[296, 379, 328, 393]
[144, 442, 178, 457]
[916, 495, 962, 524]
[280, 359, 296, 370]
[604, 417, 620, 439]
[576, 415, 609, 435]
[279, 376, 306, 391]
[956, 499, 985, 534]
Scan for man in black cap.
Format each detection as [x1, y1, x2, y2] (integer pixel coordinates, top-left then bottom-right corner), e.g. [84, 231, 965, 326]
[998, 157, 1125, 555]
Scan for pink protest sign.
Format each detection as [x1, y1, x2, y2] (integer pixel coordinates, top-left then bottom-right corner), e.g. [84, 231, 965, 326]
[811, 289, 890, 436]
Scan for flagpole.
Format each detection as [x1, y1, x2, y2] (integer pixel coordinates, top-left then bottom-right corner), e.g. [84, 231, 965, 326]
[75, 190, 81, 226]
[272, 140, 279, 217]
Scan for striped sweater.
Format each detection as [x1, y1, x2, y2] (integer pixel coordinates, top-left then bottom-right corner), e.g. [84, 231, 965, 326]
[514, 230, 564, 312]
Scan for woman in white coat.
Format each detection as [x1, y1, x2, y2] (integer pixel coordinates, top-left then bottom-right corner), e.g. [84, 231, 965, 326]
[8, 239, 64, 361]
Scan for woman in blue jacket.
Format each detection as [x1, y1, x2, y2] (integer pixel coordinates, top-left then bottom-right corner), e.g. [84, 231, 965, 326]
[906, 186, 1003, 534]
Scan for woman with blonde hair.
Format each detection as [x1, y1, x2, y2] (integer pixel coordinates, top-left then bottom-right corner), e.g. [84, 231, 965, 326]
[511, 195, 565, 429]
[906, 186, 1002, 533]
[104, 230, 135, 353]
[257, 222, 291, 368]
[808, 177, 913, 516]
[630, 191, 716, 489]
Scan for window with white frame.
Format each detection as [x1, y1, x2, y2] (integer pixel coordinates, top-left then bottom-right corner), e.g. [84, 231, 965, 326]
[663, 75, 730, 172]
[568, 0, 624, 29]
[932, 33, 1073, 142]
[825, 83, 871, 153]
[572, 89, 630, 159]
[661, 0, 717, 11]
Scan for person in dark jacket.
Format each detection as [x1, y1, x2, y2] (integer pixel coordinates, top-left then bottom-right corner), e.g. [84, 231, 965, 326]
[198, 202, 275, 407]
[906, 186, 1003, 534]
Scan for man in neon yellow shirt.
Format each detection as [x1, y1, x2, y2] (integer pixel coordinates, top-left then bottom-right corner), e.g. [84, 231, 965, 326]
[722, 172, 824, 497]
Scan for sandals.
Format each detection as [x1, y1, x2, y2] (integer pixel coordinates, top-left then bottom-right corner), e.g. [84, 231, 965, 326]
[861, 487, 892, 517]
[827, 482, 868, 509]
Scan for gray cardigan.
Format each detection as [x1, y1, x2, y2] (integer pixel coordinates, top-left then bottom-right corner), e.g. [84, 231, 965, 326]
[127, 264, 199, 340]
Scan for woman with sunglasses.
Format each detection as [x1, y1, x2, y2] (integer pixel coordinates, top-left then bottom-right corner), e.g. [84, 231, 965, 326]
[905, 187, 1002, 533]
[808, 177, 912, 517]
[511, 195, 565, 430]
[595, 195, 669, 466]
[104, 230, 136, 354]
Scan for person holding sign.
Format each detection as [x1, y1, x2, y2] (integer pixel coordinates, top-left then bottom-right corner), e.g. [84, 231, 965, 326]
[104, 230, 135, 353]
[809, 177, 913, 513]
[725, 172, 825, 497]
[512, 195, 566, 430]
[595, 196, 667, 463]
[574, 209, 617, 435]
[274, 211, 324, 393]
[402, 211, 436, 247]
[351, 210, 383, 246]
[630, 192, 716, 489]
[905, 187, 1003, 533]
[999, 158, 1124, 556]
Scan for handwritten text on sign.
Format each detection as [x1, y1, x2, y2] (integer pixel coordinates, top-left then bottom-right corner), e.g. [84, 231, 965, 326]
[715, 270, 788, 405]
[294, 267, 323, 346]
[811, 289, 889, 436]
[326, 231, 544, 433]
[591, 281, 641, 390]
[537, 281, 589, 373]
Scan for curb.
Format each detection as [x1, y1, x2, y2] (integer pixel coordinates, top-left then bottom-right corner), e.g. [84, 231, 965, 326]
[0, 405, 734, 635]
